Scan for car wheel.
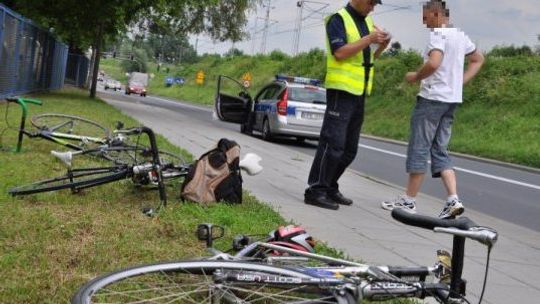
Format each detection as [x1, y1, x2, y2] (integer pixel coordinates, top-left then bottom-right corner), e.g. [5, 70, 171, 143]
[262, 118, 272, 141]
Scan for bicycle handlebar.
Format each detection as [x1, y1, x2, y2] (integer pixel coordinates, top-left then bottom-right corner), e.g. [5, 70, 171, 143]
[5, 97, 42, 152]
[391, 208, 498, 247]
[434, 226, 498, 247]
[6, 97, 43, 106]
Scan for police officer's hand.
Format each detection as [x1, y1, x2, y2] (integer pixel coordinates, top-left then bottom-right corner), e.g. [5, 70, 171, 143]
[369, 29, 389, 45]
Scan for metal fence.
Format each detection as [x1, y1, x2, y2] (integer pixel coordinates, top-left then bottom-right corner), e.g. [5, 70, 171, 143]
[0, 4, 68, 99]
[65, 53, 89, 88]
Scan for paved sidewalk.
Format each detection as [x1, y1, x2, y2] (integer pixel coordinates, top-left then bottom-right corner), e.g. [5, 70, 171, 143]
[103, 96, 540, 304]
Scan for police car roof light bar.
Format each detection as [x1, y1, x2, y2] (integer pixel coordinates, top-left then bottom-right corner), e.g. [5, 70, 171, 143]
[275, 75, 321, 87]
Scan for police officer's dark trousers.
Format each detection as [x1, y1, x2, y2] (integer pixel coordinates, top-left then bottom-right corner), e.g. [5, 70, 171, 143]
[307, 88, 365, 195]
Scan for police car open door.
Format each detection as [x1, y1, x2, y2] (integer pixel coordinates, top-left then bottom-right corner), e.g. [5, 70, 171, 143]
[215, 75, 251, 124]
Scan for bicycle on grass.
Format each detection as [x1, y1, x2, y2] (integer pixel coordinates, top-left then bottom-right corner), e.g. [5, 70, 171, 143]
[8, 126, 184, 215]
[71, 208, 498, 303]
[2, 97, 181, 165]
[2, 97, 108, 152]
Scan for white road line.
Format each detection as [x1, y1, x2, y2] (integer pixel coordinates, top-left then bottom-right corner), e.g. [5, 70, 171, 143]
[359, 144, 540, 191]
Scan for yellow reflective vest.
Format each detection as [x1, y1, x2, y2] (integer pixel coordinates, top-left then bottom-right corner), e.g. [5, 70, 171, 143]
[325, 8, 375, 96]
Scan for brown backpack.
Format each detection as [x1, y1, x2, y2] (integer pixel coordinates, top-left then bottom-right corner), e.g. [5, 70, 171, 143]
[181, 138, 242, 205]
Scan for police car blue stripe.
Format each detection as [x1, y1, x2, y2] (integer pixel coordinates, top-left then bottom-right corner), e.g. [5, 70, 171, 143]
[287, 106, 296, 115]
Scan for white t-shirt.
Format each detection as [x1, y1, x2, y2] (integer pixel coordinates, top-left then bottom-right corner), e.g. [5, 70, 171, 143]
[418, 27, 476, 103]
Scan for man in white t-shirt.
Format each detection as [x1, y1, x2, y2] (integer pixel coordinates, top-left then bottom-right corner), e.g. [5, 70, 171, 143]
[381, 0, 484, 218]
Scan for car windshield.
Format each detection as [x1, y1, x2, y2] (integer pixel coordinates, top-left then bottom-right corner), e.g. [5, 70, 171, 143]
[131, 82, 143, 87]
[288, 87, 326, 104]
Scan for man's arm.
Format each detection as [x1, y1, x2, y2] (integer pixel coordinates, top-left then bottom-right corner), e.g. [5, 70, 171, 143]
[463, 49, 484, 84]
[405, 50, 444, 83]
[333, 29, 389, 61]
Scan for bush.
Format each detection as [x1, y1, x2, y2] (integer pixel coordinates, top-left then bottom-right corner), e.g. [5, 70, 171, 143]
[488, 45, 534, 57]
[269, 50, 289, 61]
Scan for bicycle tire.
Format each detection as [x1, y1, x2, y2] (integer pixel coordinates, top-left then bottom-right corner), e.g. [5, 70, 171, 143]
[30, 114, 110, 146]
[71, 260, 345, 304]
[9, 166, 129, 196]
[79, 145, 189, 179]
[104, 145, 187, 168]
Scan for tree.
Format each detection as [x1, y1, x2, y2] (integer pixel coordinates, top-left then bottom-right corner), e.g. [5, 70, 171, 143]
[225, 47, 245, 58]
[6, 0, 260, 98]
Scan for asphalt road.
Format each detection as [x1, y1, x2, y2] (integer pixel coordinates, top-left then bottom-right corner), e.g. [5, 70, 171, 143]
[99, 88, 540, 231]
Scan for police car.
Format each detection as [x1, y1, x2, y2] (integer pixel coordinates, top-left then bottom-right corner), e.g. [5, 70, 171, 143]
[215, 75, 326, 142]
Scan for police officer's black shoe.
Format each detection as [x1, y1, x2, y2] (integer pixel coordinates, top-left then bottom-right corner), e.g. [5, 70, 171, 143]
[329, 191, 353, 206]
[304, 193, 339, 210]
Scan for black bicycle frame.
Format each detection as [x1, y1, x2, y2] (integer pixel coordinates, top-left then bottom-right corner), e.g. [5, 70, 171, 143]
[121, 126, 167, 206]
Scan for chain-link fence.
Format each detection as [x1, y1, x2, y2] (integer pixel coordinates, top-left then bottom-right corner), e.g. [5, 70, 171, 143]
[0, 4, 68, 99]
[65, 54, 89, 87]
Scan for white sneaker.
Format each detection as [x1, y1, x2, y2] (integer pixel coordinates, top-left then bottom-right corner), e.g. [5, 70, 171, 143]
[439, 199, 465, 219]
[381, 195, 417, 212]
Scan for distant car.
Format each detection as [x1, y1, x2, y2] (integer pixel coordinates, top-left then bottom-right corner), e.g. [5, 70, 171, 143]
[104, 79, 122, 91]
[125, 82, 147, 97]
[215, 75, 326, 142]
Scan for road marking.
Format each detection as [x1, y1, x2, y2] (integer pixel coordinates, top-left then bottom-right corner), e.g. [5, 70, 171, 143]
[359, 144, 540, 191]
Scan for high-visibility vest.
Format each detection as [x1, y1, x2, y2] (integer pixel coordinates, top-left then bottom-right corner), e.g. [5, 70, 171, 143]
[325, 8, 375, 96]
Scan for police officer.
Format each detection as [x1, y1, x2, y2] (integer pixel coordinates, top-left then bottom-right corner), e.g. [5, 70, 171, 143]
[305, 0, 390, 210]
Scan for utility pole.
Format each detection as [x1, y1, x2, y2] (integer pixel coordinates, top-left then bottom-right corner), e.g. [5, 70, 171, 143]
[293, 1, 304, 56]
[260, 0, 274, 54]
[251, 16, 259, 55]
[292, 0, 329, 55]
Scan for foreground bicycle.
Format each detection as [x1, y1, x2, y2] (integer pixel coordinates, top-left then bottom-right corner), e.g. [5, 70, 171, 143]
[71, 208, 497, 303]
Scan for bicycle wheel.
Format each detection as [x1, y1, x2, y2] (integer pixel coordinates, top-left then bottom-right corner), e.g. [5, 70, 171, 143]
[99, 144, 187, 168]
[9, 166, 129, 196]
[71, 260, 345, 304]
[31, 114, 109, 148]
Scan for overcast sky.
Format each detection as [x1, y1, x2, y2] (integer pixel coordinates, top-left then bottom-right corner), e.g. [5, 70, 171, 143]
[190, 0, 540, 55]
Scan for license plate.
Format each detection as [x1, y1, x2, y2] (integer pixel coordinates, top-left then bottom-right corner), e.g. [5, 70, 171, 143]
[301, 112, 324, 120]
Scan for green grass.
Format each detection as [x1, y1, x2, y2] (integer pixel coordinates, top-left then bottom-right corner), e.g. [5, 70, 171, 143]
[0, 88, 297, 303]
[98, 52, 540, 168]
